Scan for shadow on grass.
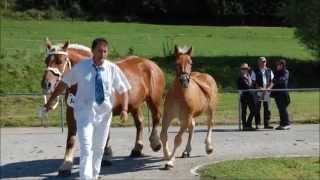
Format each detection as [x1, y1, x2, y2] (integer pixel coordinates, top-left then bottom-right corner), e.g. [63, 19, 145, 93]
[151, 55, 320, 89]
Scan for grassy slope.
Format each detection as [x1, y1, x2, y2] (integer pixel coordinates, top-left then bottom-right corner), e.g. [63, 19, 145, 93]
[1, 19, 318, 93]
[2, 20, 314, 59]
[200, 157, 320, 180]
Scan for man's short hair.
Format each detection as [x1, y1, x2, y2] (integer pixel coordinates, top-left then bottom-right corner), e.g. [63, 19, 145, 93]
[91, 38, 109, 50]
[258, 56, 267, 62]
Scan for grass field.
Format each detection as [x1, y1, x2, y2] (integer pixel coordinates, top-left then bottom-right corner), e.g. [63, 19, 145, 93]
[2, 20, 315, 59]
[200, 157, 320, 180]
[1, 92, 318, 127]
[1, 19, 319, 93]
[1, 19, 319, 127]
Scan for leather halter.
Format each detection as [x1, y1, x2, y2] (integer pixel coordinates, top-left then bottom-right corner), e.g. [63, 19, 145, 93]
[46, 50, 71, 80]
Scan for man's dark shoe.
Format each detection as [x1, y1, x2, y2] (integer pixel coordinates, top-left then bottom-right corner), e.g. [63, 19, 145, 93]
[247, 126, 256, 131]
[243, 126, 256, 131]
[276, 125, 290, 130]
[264, 125, 274, 129]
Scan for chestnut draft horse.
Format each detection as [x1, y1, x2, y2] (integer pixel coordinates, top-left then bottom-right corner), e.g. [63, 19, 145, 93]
[160, 46, 218, 169]
[41, 39, 165, 176]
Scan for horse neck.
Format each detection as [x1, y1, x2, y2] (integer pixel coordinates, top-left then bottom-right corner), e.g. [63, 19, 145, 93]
[67, 48, 92, 66]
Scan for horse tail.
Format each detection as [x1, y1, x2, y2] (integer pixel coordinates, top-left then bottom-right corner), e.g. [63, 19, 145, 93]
[209, 76, 219, 126]
[146, 59, 166, 105]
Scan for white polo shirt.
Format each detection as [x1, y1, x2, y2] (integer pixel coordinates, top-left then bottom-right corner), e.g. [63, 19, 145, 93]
[251, 68, 274, 88]
[62, 59, 131, 122]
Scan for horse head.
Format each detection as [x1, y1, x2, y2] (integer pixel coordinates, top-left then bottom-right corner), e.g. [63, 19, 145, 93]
[41, 38, 72, 95]
[40, 38, 72, 109]
[174, 45, 193, 88]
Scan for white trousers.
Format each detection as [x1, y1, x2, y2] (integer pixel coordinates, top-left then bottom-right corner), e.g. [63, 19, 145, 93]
[76, 110, 112, 180]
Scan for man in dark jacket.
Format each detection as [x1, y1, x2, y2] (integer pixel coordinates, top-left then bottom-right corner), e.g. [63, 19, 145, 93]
[251, 57, 274, 129]
[237, 63, 256, 131]
[273, 59, 291, 130]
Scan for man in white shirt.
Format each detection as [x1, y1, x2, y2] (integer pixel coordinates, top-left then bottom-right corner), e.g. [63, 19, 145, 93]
[251, 57, 274, 129]
[44, 38, 131, 179]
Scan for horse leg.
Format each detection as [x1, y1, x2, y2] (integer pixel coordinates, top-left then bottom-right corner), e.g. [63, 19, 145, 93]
[101, 133, 112, 166]
[165, 121, 188, 169]
[130, 108, 144, 157]
[181, 119, 195, 158]
[205, 111, 214, 154]
[58, 106, 76, 176]
[160, 106, 175, 160]
[147, 98, 162, 152]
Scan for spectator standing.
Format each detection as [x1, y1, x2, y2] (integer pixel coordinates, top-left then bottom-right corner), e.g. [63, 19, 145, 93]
[237, 63, 256, 131]
[272, 59, 291, 130]
[251, 57, 274, 129]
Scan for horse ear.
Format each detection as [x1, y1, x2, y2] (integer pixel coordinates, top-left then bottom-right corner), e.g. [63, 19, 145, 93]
[174, 45, 179, 56]
[62, 40, 69, 50]
[186, 46, 193, 56]
[46, 37, 52, 49]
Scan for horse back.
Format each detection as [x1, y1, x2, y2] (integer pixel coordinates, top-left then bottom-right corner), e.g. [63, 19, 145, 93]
[112, 56, 165, 113]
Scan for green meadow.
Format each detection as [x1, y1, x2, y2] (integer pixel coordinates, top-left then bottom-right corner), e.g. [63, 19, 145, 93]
[0, 19, 319, 127]
[200, 157, 320, 180]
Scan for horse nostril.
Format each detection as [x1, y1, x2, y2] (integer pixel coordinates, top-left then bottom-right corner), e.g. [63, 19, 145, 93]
[43, 81, 51, 90]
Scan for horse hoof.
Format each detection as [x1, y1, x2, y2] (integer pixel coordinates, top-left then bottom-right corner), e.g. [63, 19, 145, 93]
[181, 152, 190, 158]
[164, 162, 174, 170]
[152, 144, 162, 152]
[101, 160, 112, 166]
[58, 169, 71, 177]
[130, 150, 143, 157]
[206, 148, 213, 155]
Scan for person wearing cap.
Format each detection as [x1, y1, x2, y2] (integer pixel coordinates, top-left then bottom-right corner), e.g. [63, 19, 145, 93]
[44, 38, 131, 179]
[272, 59, 291, 130]
[251, 57, 274, 129]
[237, 63, 256, 131]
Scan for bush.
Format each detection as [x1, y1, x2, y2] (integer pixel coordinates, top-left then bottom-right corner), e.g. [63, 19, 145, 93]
[25, 9, 45, 20]
[43, 6, 65, 19]
[68, 2, 84, 20]
[285, 0, 320, 58]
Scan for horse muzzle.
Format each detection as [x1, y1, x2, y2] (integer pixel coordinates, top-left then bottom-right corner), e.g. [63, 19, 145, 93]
[42, 80, 52, 94]
[179, 73, 190, 88]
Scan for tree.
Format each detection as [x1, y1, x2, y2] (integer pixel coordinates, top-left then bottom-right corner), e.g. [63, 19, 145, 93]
[285, 0, 320, 58]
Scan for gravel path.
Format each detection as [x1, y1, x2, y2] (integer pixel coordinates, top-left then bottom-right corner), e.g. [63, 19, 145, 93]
[1, 124, 319, 179]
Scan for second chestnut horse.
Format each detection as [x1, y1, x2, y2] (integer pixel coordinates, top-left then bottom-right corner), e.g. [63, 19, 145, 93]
[160, 46, 218, 169]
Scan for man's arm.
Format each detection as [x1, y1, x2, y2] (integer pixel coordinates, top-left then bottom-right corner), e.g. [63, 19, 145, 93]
[44, 81, 68, 111]
[119, 91, 129, 122]
[267, 82, 274, 90]
[112, 65, 131, 122]
[267, 70, 274, 90]
[121, 91, 129, 112]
